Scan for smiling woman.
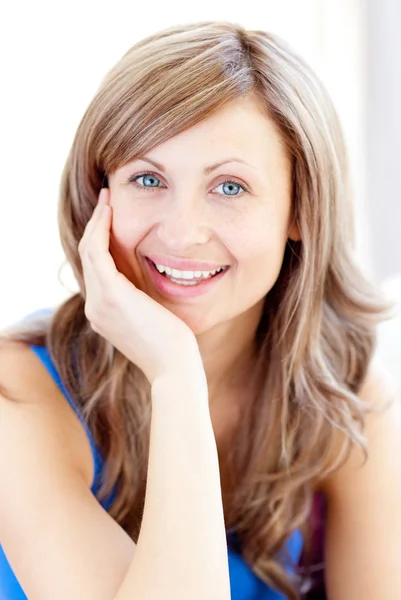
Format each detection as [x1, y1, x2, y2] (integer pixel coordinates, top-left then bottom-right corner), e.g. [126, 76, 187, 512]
[0, 19, 400, 600]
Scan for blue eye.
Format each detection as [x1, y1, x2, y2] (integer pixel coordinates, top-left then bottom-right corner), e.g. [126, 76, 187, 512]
[214, 181, 244, 196]
[131, 173, 164, 189]
[127, 172, 249, 198]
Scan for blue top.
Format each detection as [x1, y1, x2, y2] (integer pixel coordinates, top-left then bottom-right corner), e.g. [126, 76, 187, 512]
[0, 342, 303, 599]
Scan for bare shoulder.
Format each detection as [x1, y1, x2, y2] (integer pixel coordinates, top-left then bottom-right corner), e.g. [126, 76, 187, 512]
[323, 358, 401, 493]
[357, 358, 401, 446]
[357, 358, 400, 412]
[0, 338, 94, 487]
[0, 339, 56, 402]
[320, 360, 401, 599]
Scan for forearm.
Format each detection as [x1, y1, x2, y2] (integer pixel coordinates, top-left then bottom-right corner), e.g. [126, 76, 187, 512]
[114, 369, 231, 600]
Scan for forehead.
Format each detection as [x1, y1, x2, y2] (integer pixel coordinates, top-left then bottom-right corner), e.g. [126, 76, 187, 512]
[115, 95, 289, 177]
[167, 95, 283, 147]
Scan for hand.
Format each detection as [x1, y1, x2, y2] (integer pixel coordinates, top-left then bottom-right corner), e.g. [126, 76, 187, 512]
[78, 188, 203, 386]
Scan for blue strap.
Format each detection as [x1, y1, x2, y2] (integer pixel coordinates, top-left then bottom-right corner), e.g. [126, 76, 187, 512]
[228, 528, 303, 599]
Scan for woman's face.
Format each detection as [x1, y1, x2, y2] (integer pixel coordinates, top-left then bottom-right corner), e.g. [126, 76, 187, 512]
[107, 94, 300, 335]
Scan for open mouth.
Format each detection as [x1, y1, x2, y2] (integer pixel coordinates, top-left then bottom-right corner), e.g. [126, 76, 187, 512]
[146, 258, 229, 286]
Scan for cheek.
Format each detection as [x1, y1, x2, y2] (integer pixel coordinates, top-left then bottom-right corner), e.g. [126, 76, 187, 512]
[110, 192, 156, 249]
[110, 206, 145, 252]
[235, 209, 288, 259]
[111, 225, 136, 252]
[109, 216, 145, 283]
[234, 214, 289, 288]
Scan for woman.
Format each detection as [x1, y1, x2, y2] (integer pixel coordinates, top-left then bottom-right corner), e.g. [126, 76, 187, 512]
[1, 20, 400, 600]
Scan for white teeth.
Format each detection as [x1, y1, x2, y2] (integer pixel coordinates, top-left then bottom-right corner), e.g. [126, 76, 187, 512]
[154, 263, 225, 280]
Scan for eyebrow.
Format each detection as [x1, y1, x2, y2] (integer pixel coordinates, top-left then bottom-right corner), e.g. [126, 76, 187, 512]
[133, 155, 254, 174]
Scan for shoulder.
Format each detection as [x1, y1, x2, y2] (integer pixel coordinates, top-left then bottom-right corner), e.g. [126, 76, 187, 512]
[0, 340, 57, 403]
[322, 358, 401, 496]
[319, 360, 401, 598]
[0, 339, 93, 487]
[357, 358, 399, 411]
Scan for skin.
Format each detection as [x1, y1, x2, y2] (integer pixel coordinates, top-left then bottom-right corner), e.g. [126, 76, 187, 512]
[107, 94, 300, 409]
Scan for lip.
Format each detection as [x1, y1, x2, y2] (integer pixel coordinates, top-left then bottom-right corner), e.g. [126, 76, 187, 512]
[145, 253, 228, 272]
[144, 257, 229, 299]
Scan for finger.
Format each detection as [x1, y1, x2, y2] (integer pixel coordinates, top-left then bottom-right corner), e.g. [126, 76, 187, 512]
[85, 203, 118, 284]
[79, 188, 110, 251]
[87, 187, 110, 232]
[79, 190, 112, 290]
[97, 187, 110, 208]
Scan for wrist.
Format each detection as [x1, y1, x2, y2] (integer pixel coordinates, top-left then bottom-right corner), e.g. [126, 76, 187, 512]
[151, 363, 209, 405]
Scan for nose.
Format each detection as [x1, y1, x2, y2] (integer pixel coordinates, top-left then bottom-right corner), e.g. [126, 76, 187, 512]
[156, 195, 211, 251]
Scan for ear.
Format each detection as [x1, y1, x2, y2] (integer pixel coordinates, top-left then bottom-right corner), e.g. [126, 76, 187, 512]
[288, 218, 301, 242]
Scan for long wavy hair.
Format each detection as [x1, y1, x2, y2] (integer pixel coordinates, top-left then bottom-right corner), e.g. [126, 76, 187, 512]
[1, 21, 393, 598]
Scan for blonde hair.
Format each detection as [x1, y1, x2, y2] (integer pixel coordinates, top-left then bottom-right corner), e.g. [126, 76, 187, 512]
[2, 21, 393, 598]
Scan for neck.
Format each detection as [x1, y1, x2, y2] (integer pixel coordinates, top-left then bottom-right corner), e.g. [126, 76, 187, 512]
[195, 303, 263, 406]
